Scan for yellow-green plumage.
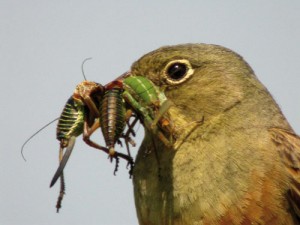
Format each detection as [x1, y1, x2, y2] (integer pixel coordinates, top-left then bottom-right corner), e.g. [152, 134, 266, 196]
[130, 44, 300, 224]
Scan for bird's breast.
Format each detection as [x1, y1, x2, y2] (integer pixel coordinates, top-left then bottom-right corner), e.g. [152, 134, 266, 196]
[133, 127, 295, 224]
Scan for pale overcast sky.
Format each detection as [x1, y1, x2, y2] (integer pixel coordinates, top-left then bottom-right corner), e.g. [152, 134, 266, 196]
[1, 1, 300, 225]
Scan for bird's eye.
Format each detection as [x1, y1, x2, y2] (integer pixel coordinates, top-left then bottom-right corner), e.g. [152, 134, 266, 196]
[163, 59, 194, 85]
[167, 63, 187, 80]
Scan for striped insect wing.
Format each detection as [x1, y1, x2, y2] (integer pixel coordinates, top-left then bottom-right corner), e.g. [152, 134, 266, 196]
[100, 88, 126, 149]
[56, 97, 85, 141]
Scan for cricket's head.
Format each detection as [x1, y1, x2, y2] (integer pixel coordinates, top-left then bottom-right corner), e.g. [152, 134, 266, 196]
[73, 80, 104, 102]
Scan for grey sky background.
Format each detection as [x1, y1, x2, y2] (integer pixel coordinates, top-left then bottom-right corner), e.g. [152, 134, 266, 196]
[1, 1, 300, 225]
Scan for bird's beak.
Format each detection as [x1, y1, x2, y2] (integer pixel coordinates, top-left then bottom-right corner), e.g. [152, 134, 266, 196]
[104, 71, 131, 89]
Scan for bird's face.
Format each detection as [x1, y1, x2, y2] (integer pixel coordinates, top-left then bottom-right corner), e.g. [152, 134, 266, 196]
[130, 44, 264, 125]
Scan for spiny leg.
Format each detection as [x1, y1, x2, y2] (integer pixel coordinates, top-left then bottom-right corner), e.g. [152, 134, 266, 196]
[120, 114, 139, 175]
[150, 100, 173, 129]
[82, 119, 134, 174]
[113, 157, 120, 175]
[123, 93, 172, 147]
[56, 146, 65, 212]
[124, 110, 137, 138]
[123, 115, 139, 157]
[56, 173, 65, 212]
[82, 120, 119, 171]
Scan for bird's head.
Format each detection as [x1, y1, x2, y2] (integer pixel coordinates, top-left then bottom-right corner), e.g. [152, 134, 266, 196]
[130, 44, 267, 125]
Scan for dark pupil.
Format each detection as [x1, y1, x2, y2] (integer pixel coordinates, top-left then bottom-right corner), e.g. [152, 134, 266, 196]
[167, 63, 187, 80]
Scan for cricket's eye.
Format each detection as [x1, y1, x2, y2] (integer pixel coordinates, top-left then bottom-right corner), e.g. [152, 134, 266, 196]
[163, 59, 194, 85]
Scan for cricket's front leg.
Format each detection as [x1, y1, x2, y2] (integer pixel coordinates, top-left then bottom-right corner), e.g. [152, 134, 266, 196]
[123, 91, 172, 148]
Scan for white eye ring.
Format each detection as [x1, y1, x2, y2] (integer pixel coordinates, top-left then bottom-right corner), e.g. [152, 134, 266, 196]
[163, 59, 194, 85]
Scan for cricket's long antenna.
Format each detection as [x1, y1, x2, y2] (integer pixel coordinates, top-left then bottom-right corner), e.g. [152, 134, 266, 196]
[81, 57, 92, 80]
[21, 117, 59, 161]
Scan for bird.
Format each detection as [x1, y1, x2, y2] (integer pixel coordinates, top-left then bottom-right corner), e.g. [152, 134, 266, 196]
[128, 44, 300, 224]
